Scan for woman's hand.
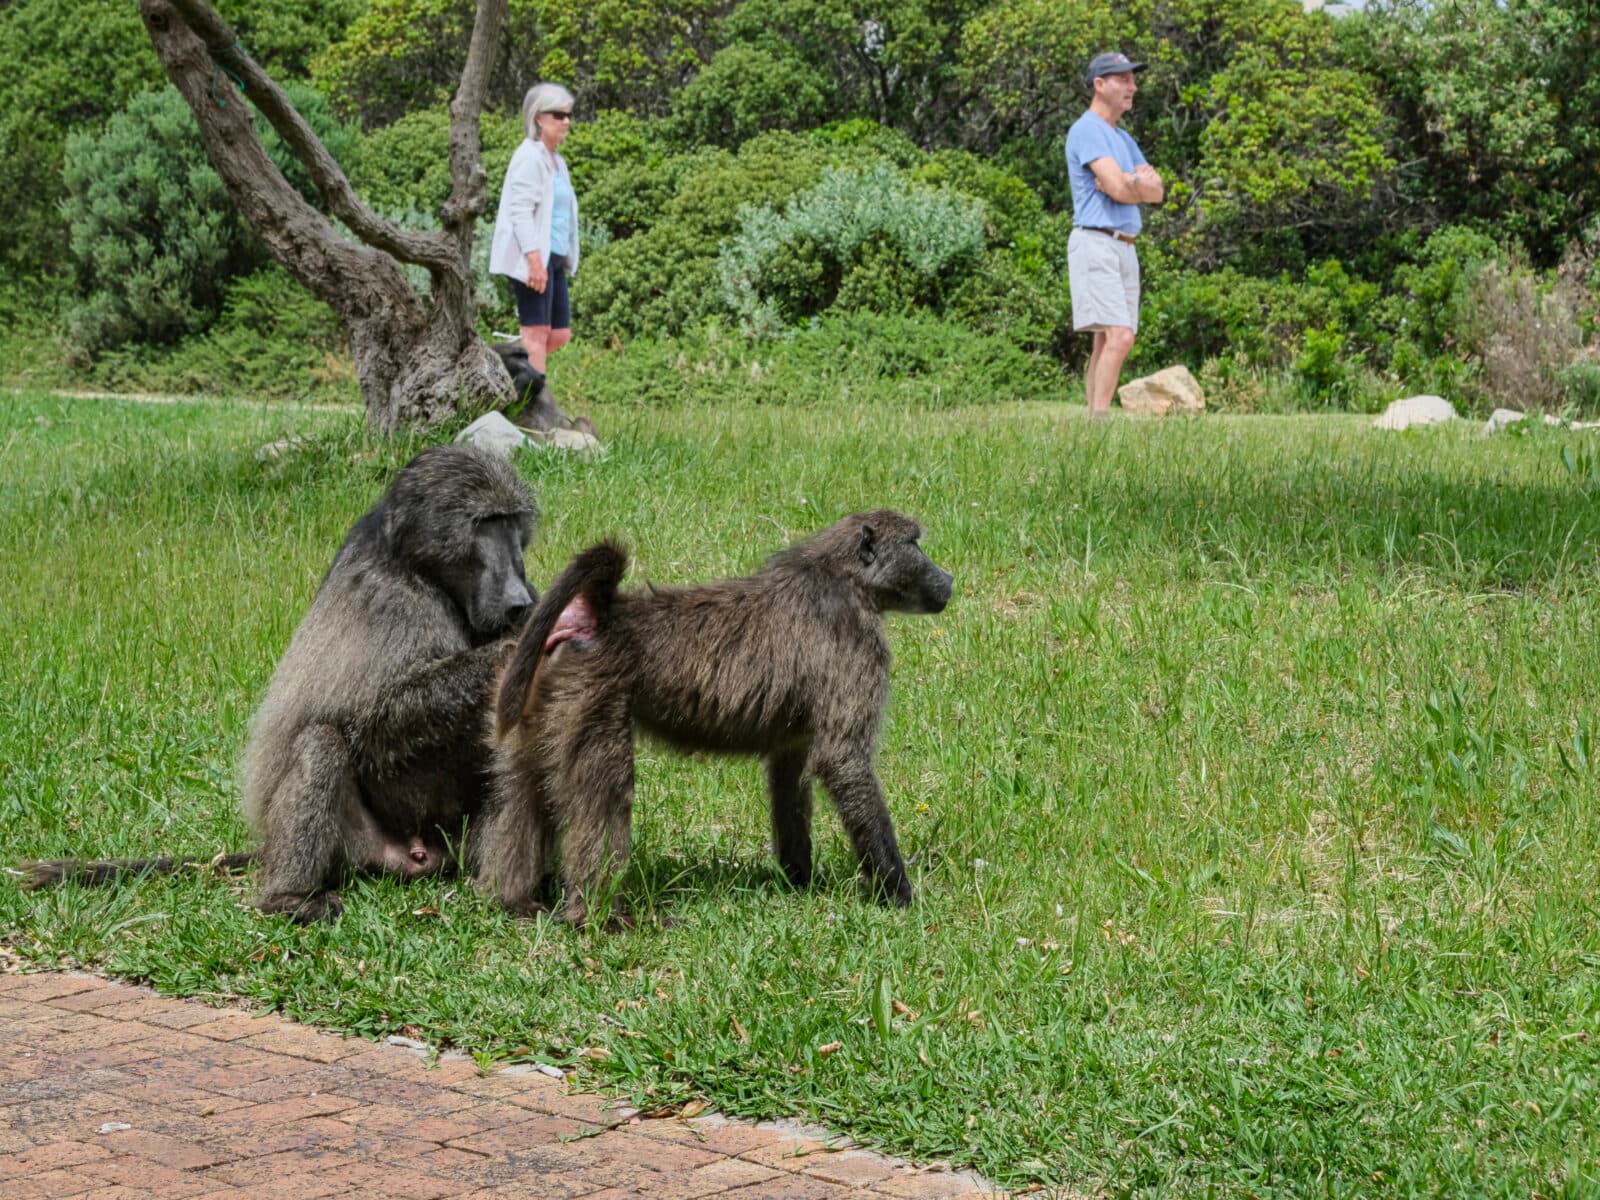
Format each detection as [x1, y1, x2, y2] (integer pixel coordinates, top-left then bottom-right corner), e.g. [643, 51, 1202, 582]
[526, 253, 547, 293]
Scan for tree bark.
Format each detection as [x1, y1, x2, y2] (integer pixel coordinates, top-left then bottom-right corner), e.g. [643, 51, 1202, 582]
[138, 0, 521, 435]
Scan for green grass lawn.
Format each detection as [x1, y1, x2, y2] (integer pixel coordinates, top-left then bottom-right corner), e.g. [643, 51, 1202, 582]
[3, 390, 1599, 1196]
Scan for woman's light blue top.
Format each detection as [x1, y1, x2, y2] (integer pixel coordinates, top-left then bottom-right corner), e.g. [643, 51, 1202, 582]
[548, 166, 577, 257]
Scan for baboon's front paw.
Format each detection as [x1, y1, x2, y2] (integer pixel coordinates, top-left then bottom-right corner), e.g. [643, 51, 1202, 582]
[293, 891, 345, 923]
[258, 889, 339, 923]
[503, 897, 552, 919]
[878, 877, 913, 909]
[780, 862, 813, 890]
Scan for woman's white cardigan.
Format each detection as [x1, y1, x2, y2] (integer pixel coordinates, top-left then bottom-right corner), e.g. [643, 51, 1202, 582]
[489, 139, 580, 280]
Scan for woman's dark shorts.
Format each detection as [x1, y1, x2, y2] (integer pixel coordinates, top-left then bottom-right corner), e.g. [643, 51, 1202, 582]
[509, 254, 571, 329]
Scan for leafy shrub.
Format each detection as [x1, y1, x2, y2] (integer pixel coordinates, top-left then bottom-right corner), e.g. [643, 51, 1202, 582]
[810, 119, 923, 168]
[350, 107, 524, 215]
[1379, 224, 1501, 358]
[575, 129, 709, 241]
[1460, 259, 1590, 411]
[945, 250, 1070, 355]
[575, 225, 725, 346]
[578, 133, 846, 341]
[84, 265, 352, 402]
[311, 0, 544, 126]
[62, 85, 360, 356]
[0, 0, 164, 275]
[561, 310, 1059, 409]
[671, 44, 829, 149]
[62, 89, 255, 354]
[718, 163, 986, 333]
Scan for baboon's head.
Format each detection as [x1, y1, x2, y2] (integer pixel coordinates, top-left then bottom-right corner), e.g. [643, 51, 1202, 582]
[843, 510, 953, 615]
[382, 446, 538, 637]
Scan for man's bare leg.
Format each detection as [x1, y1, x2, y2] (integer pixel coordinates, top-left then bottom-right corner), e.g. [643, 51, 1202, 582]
[1088, 325, 1135, 418]
[1085, 331, 1105, 416]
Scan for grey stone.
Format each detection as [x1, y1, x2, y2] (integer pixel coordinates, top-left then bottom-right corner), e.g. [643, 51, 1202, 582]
[254, 436, 309, 462]
[1482, 408, 1527, 435]
[455, 411, 532, 458]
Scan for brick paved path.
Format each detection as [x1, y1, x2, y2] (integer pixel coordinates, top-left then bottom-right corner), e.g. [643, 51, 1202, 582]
[0, 973, 1000, 1199]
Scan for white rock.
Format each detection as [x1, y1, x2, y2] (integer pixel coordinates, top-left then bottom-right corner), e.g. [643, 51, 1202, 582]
[255, 436, 308, 462]
[455, 411, 533, 458]
[97, 1122, 132, 1134]
[1482, 408, 1526, 435]
[549, 428, 600, 453]
[457, 411, 603, 457]
[1117, 365, 1205, 416]
[1373, 395, 1457, 430]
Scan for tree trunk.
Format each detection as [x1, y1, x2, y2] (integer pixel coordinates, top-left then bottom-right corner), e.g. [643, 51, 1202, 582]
[138, 0, 526, 435]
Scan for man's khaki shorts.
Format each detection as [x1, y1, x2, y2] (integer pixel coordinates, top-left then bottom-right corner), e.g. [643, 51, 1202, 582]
[1068, 227, 1140, 333]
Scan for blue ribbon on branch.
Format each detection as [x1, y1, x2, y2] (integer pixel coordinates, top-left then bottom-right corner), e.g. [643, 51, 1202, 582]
[209, 40, 248, 108]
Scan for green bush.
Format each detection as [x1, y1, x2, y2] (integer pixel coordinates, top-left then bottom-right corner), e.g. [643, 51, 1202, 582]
[561, 309, 1060, 409]
[1556, 361, 1600, 416]
[575, 224, 725, 345]
[670, 43, 830, 149]
[62, 84, 360, 357]
[945, 249, 1070, 355]
[62, 89, 255, 354]
[350, 107, 524, 215]
[311, 0, 545, 126]
[0, 1, 164, 276]
[570, 119, 703, 240]
[577, 133, 847, 341]
[0, 0, 367, 280]
[718, 163, 986, 333]
[83, 264, 352, 402]
[1378, 224, 1501, 359]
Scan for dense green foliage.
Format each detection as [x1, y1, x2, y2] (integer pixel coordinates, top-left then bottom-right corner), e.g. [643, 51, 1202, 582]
[3, 0, 1599, 410]
[6, 394, 1600, 1193]
[0, 0, 365, 279]
[60, 83, 358, 355]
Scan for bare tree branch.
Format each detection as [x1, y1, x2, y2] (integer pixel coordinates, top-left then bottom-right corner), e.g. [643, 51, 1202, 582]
[441, 0, 506, 236]
[164, 0, 456, 273]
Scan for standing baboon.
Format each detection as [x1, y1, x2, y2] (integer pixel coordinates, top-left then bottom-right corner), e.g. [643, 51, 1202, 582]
[478, 511, 953, 926]
[24, 445, 537, 923]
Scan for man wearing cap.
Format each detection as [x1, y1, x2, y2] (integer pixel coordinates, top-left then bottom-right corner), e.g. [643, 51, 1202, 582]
[1065, 52, 1164, 418]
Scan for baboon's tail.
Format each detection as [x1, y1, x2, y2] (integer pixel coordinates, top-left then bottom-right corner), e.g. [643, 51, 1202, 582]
[18, 852, 256, 892]
[495, 541, 628, 738]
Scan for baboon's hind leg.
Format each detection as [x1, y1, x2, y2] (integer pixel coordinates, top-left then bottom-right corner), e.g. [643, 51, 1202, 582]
[814, 750, 912, 908]
[555, 700, 635, 927]
[767, 748, 814, 889]
[255, 724, 359, 923]
[475, 766, 552, 916]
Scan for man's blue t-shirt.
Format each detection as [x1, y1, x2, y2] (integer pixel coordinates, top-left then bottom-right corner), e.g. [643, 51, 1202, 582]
[1065, 112, 1147, 236]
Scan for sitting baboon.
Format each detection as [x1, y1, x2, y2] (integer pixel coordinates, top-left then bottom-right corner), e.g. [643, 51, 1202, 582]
[490, 340, 596, 438]
[477, 511, 953, 926]
[24, 445, 537, 922]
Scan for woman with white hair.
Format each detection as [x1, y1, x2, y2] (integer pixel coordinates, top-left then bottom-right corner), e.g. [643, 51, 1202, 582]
[490, 82, 580, 405]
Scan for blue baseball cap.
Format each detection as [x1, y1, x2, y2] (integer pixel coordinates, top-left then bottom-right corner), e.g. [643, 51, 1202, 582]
[1085, 52, 1147, 83]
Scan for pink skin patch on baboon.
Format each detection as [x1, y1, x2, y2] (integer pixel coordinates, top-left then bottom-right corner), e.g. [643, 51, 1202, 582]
[544, 594, 597, 653]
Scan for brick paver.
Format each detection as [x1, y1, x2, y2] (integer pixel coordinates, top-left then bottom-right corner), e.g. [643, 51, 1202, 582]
[0, 973, 1002, 1199]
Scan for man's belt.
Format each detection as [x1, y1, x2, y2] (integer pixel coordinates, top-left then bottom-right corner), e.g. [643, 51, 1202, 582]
[1079, 226, 1137, 245]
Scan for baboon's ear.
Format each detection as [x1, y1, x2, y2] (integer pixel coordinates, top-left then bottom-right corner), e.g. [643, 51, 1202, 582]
[858, 524, 877, 565]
